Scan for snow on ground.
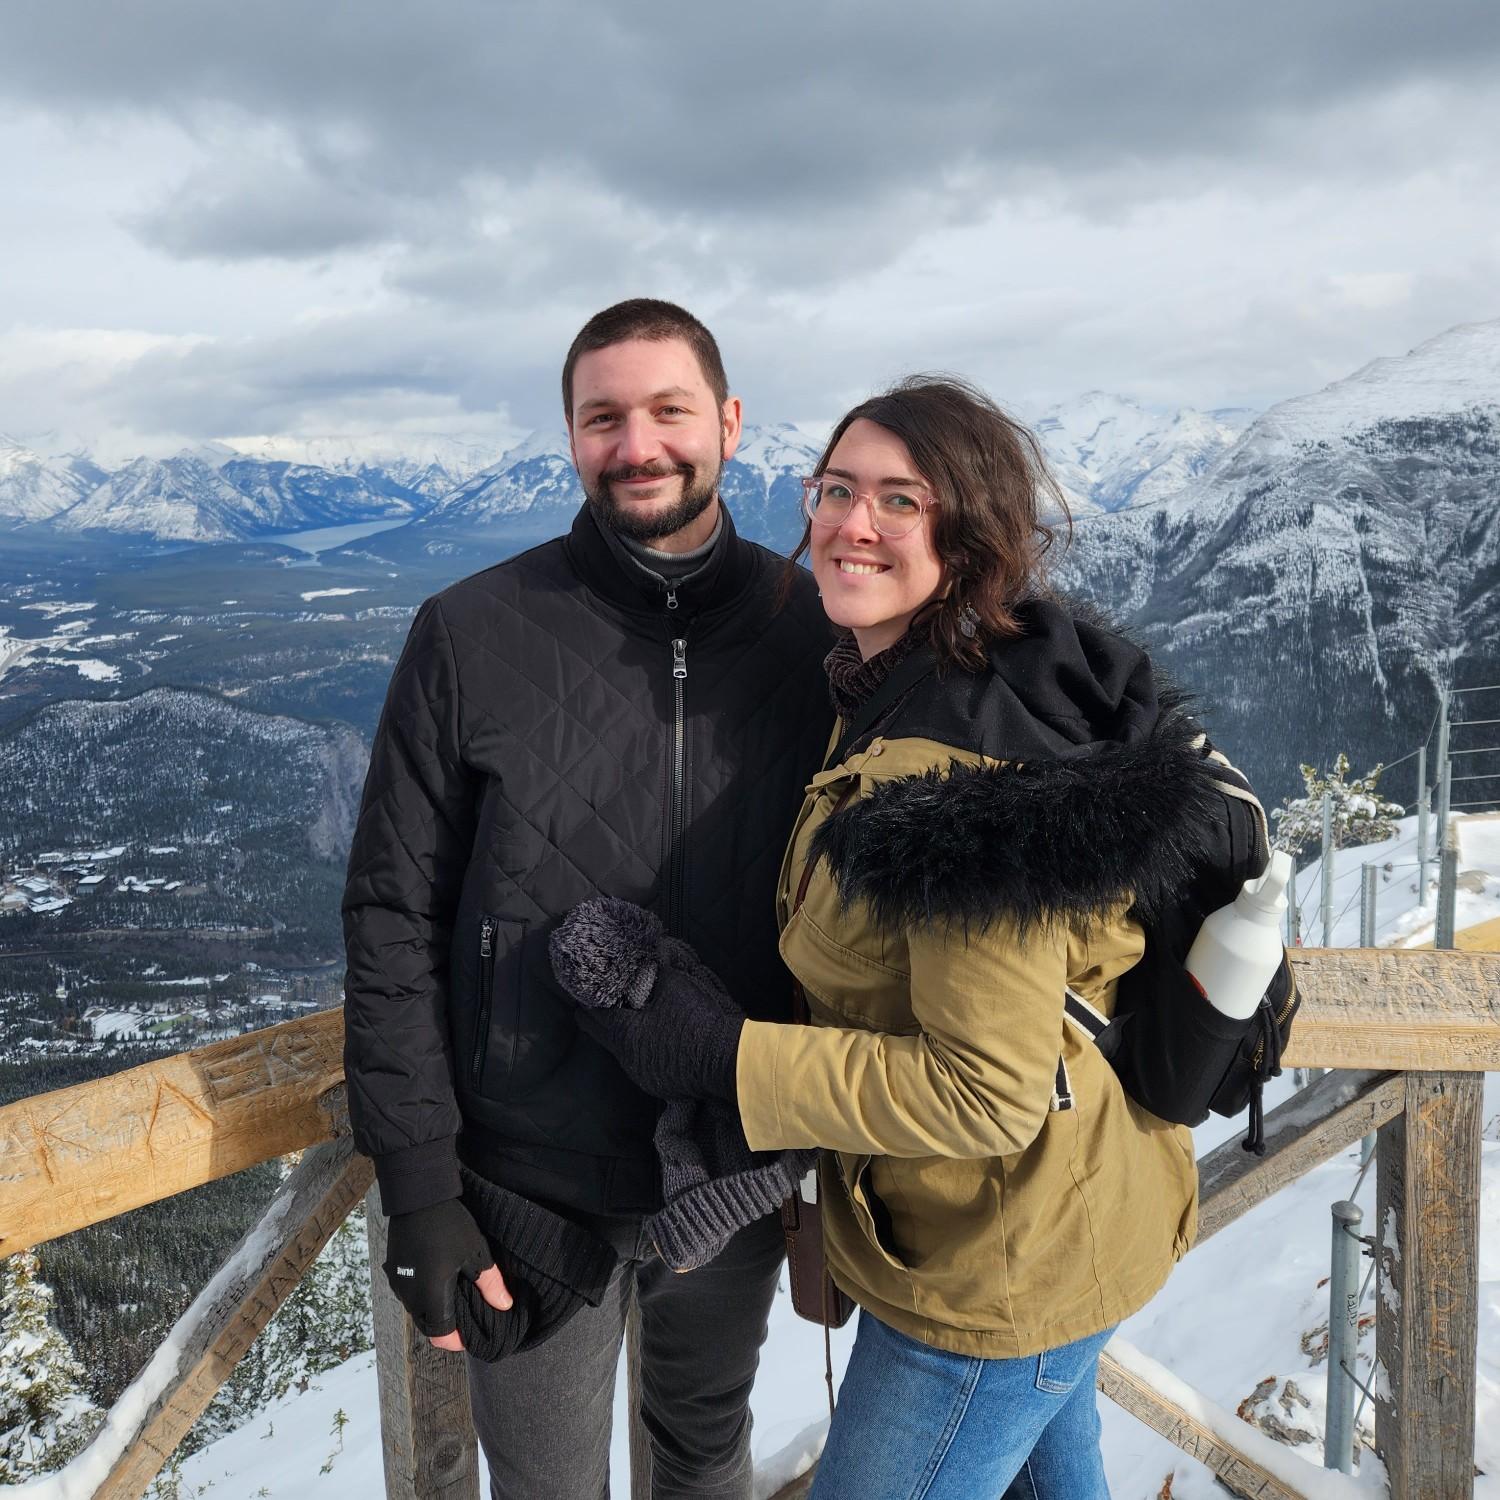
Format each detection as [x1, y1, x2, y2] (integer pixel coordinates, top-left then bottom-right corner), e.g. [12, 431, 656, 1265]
[88, 1012, 144, 1040]
[1293, 811, 1500, 949]
[19, 602, 96, 617]
[67, 659, 120, 682]
[298, 587, 369, 601]
[163, 1075, 1500, 1500]
[71, 817, 1500, 1498]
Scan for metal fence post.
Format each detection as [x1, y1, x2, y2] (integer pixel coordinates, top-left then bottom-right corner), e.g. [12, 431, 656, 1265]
[1326, 1200, 1364, 1474]
[1359, 863, 1377, 948]
[1436, 842, 1459, 952]
[1436, 688, 1452, 832]
[1416, 744, 1429, 896]
[1320, 791, 1335, 944]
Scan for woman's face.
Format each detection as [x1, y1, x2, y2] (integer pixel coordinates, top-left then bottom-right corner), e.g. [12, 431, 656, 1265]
[810, 419, 947, 659]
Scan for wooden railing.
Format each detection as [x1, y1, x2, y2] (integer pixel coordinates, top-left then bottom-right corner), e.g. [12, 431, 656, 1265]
[2, 947, 1497, 1500]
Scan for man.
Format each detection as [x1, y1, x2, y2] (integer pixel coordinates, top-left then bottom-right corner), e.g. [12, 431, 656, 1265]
[342, 299, 833, 1498]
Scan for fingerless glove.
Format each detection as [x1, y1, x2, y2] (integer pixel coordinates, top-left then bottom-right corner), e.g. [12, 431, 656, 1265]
[383, 1197, 496, 1338]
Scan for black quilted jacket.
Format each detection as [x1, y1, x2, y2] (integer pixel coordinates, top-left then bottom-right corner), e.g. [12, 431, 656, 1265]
[342, 505, 834, 1218]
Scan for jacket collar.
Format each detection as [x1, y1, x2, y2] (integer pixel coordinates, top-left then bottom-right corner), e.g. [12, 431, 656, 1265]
[565, 501, 756, 616]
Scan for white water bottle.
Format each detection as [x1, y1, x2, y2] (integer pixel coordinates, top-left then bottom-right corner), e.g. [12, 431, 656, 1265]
[1185, 850, 1294, 1020]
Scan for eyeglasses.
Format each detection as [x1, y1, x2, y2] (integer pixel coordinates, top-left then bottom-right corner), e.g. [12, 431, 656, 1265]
[800, 476, 936, 538]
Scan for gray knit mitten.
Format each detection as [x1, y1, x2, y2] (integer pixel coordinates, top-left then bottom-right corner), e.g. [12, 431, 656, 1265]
[647, 1098, 816, 1271]
[549, 899, 744, 1103]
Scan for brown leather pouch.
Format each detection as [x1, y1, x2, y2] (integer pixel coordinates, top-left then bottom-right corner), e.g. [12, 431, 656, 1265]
[779, 960, 855, 1329]
[780, 1171, 855, 1328]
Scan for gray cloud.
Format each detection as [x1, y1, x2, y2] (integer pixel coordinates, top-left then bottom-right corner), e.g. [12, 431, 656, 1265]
[2, 1, 1498, 449]
[7, 0, 1500, 267]
[133, 154, 403, 260]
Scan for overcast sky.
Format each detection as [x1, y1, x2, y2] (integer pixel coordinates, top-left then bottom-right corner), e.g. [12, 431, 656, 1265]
[3, 0, 1498, 459]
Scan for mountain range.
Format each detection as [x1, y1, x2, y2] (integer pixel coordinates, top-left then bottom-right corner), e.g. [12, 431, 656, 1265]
[5, 320, 1499, 808]
[0, 397, 1250, 550]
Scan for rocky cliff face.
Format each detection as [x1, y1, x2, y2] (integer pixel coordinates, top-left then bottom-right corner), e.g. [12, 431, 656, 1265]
[1054, 321, 1500, 807]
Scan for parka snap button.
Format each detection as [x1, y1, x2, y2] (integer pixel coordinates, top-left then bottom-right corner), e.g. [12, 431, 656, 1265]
[869, 743, 883, 756]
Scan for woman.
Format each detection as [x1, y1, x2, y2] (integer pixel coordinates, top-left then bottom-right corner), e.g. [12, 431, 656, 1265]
[553, 377, 1246, 1497]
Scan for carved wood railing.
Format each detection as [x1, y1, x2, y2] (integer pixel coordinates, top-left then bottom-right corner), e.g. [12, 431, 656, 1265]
[2, 948, 1496, 1500]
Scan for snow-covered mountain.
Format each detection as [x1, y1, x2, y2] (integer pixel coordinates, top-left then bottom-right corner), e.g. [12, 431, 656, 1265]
[230, 432, 515, 500]
[400, 424, 824, 555]
[419, 428, 582, 525]
[1056, 319, 1500, 805]
[219, 458, 429, 530]
[0, 437, 95, 526]
[51, 452, 276, 543]
[719, 422, 824, 549]
[1033, 393, 1255, 514]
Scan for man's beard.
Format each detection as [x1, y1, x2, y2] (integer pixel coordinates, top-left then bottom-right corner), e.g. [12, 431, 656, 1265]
[584, 458, 721, 543]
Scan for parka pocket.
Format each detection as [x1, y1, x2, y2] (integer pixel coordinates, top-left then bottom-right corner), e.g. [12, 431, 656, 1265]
[837, 1152, 908, 1270]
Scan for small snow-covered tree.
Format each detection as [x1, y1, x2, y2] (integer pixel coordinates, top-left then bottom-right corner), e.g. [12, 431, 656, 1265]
[0, 1250, 99, 1482]
[197, 1168, 372, 1444]
[1271, 754, 1405, 856]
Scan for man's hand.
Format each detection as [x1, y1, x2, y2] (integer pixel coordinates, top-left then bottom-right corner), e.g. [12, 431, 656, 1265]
[383, 1198, 513, 1350]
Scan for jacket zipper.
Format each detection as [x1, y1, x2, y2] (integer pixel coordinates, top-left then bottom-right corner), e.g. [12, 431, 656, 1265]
[666, 635, 689, 934]
[470, 915, 496, 1085]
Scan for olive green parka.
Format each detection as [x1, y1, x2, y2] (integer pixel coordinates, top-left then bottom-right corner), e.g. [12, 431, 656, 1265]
[736, 601, 1253, 1358]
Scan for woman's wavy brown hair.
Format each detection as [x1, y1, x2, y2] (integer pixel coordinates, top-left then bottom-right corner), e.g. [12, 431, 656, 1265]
[785, 375, 1071, 669]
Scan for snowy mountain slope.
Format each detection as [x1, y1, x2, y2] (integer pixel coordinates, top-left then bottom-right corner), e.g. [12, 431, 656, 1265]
[399, 424, 824, 555]
[1055, 319, 1500, 807]
[719, 422, 824, 550]
[219, 458, 430, 530]
[50, 453, 277, 542]
[418, 428, 582, 524]
[229, 432, 515, 500]
[1033, 393, 1254, 514]
[0, 437, 94, 526]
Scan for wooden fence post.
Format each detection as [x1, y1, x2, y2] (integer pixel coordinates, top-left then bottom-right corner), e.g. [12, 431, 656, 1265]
[366, 1185, 481, 1500]
[1374, 1071, 1484, 1499]
[86, 1133, 372, 1500]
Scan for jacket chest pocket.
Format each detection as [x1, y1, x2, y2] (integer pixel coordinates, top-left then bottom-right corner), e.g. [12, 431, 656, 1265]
[470, 916, 529, 1093]
[784, 906, 915, 1033]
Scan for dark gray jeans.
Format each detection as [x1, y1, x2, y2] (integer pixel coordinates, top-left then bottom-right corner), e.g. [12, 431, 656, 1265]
[467, 1209, 785, 1500]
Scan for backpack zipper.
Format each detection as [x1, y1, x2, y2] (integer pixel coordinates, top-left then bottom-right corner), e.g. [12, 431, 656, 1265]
[1250, 964, 1299, 1073]
[470, 916, 497, 1085]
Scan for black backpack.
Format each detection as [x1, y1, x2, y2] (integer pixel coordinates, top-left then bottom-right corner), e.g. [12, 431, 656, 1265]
[1066, 748, 1300, 1155]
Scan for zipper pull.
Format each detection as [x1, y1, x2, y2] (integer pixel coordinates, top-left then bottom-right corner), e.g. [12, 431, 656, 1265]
[665, 587, 679, 611]
[480, 917, 494, 958]
[671, 638, 688, 680]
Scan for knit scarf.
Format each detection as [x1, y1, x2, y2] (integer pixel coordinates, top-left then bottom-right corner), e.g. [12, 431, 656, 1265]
[823, 626, 926, 722]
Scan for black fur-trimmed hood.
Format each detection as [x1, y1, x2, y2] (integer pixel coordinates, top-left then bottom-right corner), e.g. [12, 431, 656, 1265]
[808, 600, 1254, 934]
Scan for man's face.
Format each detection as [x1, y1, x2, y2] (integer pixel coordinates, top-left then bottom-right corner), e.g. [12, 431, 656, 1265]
[568, 337, 742, 543]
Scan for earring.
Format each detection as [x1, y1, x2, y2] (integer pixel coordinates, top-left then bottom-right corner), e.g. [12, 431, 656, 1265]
[957, 603, 980, 640]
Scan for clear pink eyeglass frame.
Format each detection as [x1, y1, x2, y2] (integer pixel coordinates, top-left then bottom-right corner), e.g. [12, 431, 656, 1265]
[799, 475, 937, 538]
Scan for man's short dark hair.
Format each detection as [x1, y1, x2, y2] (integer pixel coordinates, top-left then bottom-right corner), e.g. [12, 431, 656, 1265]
[562, 299, 729, 419]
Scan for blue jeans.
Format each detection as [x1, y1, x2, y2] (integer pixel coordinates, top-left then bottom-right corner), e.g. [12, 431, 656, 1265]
[809, 1312, 1114, 1500]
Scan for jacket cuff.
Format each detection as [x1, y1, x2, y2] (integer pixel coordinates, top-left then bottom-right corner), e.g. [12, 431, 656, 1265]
[736, 1020, 789, 1152]
[373, 1137, 463, 1217]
